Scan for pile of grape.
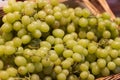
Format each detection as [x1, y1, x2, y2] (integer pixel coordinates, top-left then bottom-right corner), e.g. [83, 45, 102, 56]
[1, 0, 120, 80]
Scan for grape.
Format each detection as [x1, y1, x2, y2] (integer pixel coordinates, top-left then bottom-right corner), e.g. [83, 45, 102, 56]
[6, 13, 16, 23]
[62, 69, 69, 76]
[102, 12, 110, 20]
[101, 67, 110, 76]
[31, 74, 40, 80]
[107, 61, 116, 70]
[17, 28, 27, 38]
[78, 39, 89, 48]
[80, 71, 89, 79]
[102, 30, 111, 39]
[80, 63, 89, 71]
[52, 29, 65, 38]
[14, 56, 27, 66]
[0, 71, 9, 80]
[26, 63, 35, 73]
[18, 66, 28, 75]
[74, 7, 82, 17]
[49, 53, 58, 62]
[41, 58, 51, 67]
[13, 37, 22, 47]
[38, 10, 47, 19]
[21, 35, 31, 44]
[45, 15, 55, 25]
[88, 17, 97, 27]
[54, 58, 61, 65]
[0, 60, 4, 70]
[4, 45, 16, 55]
[54, 66, 62, 74]
[58, 3, 67, 10]
[111, 41, 120, 50]
[21, 15, 31, 26]
[72, 53, 82, 62]
[34, 62, 43, 73]
[39, 22, 50, 32]
[54, 38, 63, 44]
[67, 23, 75, 33]
[91, 65, 100, 75]
[113, 58, 120, 66]
[6, 67, 17, 77]
[32, 29, 42, 38]
[54, 12, 62, 20]
[109, 49, 118, 58]
[0, 45, 5, 56]
[40, 41, 51, 50]
[3, 5, 12, 13]
[63, 49, 73, 58]
[50, 0, 59, 6]
[97, 58, 106, 68]
[79, 18, 88, 27]
[57, 73, 66, 80]
[54, 44, 64, 55]
[46, 36, 55, 45]
[27, 22, 37, 32]
[87, 31, 95, 40]
[63, 34, 74, 42]
[87, 74, 95, 80]
[1, 23, 13, 33]
[73, 45, 84, 54]
[13, 21, 22, 31]
[61, 60, 71, 69]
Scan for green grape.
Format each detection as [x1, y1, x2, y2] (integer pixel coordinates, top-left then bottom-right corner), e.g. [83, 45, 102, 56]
[113, 66, 120, 74]
[82, 48, 88, 56]
[8, 0, 16, 5]
[67, 23, 75, 33]
[111, 41, 120, 50]
[54, 65, 62, 74]
[13, 37, 22, 47]
[13, 21, 22, 31]
[44, 8, 53, 15]
[4, 45, 16, 55]
[12, 3, 22, 12]
[62, 10, 70, 18]
[78, 30, 87, 39]
[62, 69, 69, 76]
[79, 18, 88, 27]
[109, 49, 118, 58]
[82, 8, 90, 18]
[109, 22, 117, 31]
[14, 56, 27, 66]
[50, 0, 59, 6]
[90, 62, 97, 69]
[97, 58, 106, 68]
[0, 60, 4, 70]
[41, 58, 51, 67]
[26, 63, 35, 73]
[88, 17, 97, 27]
[58, 3, 67, 11]
[37, 0, 47, 8]
[113, 58, 120, 66]
[27, 22, 37, 32]
[67, 74, 78, 80]
[63, 34, 74, 42]
[21, 35, 31, 44]
[53, 6, 61, 12]
[6, 67, 17, 77]
[87, 31, 95, 40]
[23, 49, 33, 59]
[74, 7, 82, 17]
[31, 55, 41, 63]
[46, 36, 55, 45]
[80, 63, 89, 71]
[54, 38, 63, 44]
[87, 74, 95, 80]
[102, 30, 111, 39]
[80, 71, 89, 79]
[21, 15, 31, 26]
[0, 71, 9, 80]
[98, 21, 106, 32]
[66, 39, 77, 49]
[54, 44, 64, 55]
[24, 6, 35, 16]
[71, 32, 78, 40]
[2, 15, 8, 23]
[107, 61, 116, 70]
[44, 76, 52, 80]
[34, 62, 43, 73]
[91, 65, 100, 75]
[61, 60, 71, 69]
[45, 15, 55, 25]
[18, 66, 28, 75]
[54, 12, 62, 20]
[39, 22, 50, 32]
[6, 13, 16, 23]
[38, 10, 47, 19]
[57, 73, 66, 80]
[30, 74, 40, 80]
[3, 5, 12, 13]
[96, 48, 108, 58]
[40, 41, 51, 50]
[63, 49, 73, 58]
[54, 58, 61, 65]
[88, 44, 97, 54]
[101, 67, 110, 77]
[13, 11, 21, 20]
[105, 55, 112, 63]
[72, 53, 82, 62]
[0, 45, 5, 56]
[32, 29, 42, 38]
[0, 38, 5, 45]
[115, 17, 120, 25]
[72, 45, 84, 54]
[49, 53, 58, 62]
[78, 39, 89, 48]
[102, 12, 110, 20]
[1, 23, 13, 33]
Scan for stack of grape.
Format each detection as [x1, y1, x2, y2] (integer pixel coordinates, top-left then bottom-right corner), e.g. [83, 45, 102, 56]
[1, 0, 120, 80]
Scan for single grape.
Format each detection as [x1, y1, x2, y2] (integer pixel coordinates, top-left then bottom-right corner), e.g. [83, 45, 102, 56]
[6, 67, 17, 77]
[79, 18, 88, 27]
[72, 53, 82, 62]
[107, 61, 116, 70]
[18, 66, 28, 75]
[0, 71, 9, 80]
[14, 56, 27, 66]
[30, 74, 40, 80]
[80, 71, 89, 79]
[57, 73, 66, 80]
[54, 65, 62, 74]
[21, 35, 31, 44]
[0, 60, 4, 70]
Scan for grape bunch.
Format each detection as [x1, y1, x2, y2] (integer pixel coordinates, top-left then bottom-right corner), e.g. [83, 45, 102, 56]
[1, 0, 120, 80]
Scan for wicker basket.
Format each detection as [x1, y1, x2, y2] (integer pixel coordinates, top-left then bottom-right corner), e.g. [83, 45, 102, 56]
[0, 0, 120, 80]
